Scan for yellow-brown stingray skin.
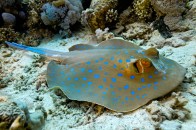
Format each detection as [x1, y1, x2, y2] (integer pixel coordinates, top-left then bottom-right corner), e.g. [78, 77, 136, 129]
[47, 39, 186, 112]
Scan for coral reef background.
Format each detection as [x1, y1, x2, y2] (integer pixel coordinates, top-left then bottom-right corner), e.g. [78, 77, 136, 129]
[0, 0, 196, 130]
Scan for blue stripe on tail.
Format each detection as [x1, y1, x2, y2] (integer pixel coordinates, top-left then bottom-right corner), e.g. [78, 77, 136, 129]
[5, 41, 46, 55]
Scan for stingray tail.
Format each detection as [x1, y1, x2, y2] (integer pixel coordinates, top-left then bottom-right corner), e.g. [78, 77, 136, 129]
[5, 41, 66, 58]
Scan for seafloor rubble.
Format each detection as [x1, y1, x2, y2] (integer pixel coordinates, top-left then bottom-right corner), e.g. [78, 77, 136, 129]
[0, 0, 196, 130]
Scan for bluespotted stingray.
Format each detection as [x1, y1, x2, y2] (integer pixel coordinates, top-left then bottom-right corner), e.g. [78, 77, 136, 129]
[6, 38, 186, 112]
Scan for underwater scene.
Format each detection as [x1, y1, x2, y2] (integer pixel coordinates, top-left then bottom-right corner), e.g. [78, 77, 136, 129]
[0, 0, 196, 130]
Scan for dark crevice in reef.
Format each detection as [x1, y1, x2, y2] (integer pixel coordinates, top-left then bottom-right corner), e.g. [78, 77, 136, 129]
[117, 0, 134, 14]
[153, 16, 173, 39]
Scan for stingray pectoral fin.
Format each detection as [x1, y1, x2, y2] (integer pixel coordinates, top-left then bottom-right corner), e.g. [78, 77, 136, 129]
[97, 38, 142, 50]
[144, 48, 167, 73]
[69, 44, 95, 51]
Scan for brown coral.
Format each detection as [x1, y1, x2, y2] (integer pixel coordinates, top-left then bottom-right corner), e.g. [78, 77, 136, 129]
[133, 0, 152, 20]
[0, 27, 20, 43]
[19, 28, 53, 46]
[81, 0, 118, 32]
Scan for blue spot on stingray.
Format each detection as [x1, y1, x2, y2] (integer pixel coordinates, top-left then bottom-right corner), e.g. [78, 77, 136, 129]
[98, 85, 103, 89]
[104, 61, 109, 65]
[136, 95, 140, 99]
[141, 78, 145, 82]
[95, 60, 99, 63]
[112, 98, 118, 102]
[142, 85, 146, 88]
[110, 84, 114, 88]
[86, 61, 91, 65]
[102, 91, 107, 95]
[98, 66, 102, 70]
[118, 59, 123, 63]
[103, 78, 107, 82]
[148, 75, 153, 78]
[111, 78, 116, 82]
[94, 74, 100, 79]
[131, 91, 135, 95]
[77, 89, 81, 93]
[154, 86, 158, 90]
[130, 56, 134, 59]
[70, 84, 75, 87]
[125, 97, 129, 101]
[142, 94, 147, 98]
[70, 68, 74, 72]
[138, 87, 142, 91]
[80, 68, 85, 72]
[147, 84, 151, 87]
[88, 82, 92, 85]
[83, 77, 87, 80]
[48, 72, 54, 77]
[75, 77, 78, 81]
[105, 88, 109, 91]
[126, 59, 131, 62]
[113, 64, 117, 69]
[118, 73, 123, 77]
[60, 81, 64, 85]
[60, 71, 64, 75]
[88, 69, 93, 73]
[110, 57, 114, 60]
[67, 77, 71, 81]
[124, 85, 129, 90]
[111, 91, 115, 95]
[65, 64, 69, 68]
[130, 75, 135, 79]
[124, 50, 129, 54]
[99, 57, 104, 61]
[104, 72, 108, 75]
[154, 81, 158, 85]
[118, 88, 122, 91]
[154, 70, 159, 74]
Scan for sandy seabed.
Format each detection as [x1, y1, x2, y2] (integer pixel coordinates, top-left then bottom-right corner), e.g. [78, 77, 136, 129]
[0, 27, 196, 130]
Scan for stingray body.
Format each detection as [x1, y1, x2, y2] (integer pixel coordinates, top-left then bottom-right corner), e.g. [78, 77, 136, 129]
[6, 38, 186, 112]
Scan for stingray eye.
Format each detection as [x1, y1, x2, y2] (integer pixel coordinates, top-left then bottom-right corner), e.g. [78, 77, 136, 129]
[141, 59, 151, 68]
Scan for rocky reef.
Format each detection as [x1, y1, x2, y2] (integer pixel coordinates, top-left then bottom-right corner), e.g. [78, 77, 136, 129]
[0, 99, 46, 130]
[0, 0, 190, 45]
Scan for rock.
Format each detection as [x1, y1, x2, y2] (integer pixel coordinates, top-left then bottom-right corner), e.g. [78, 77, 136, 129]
[2, 12, 16, 25]
[160, 120, 182, 130]
[0, 102, 26, 130]
[146, 92, 190, 123]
